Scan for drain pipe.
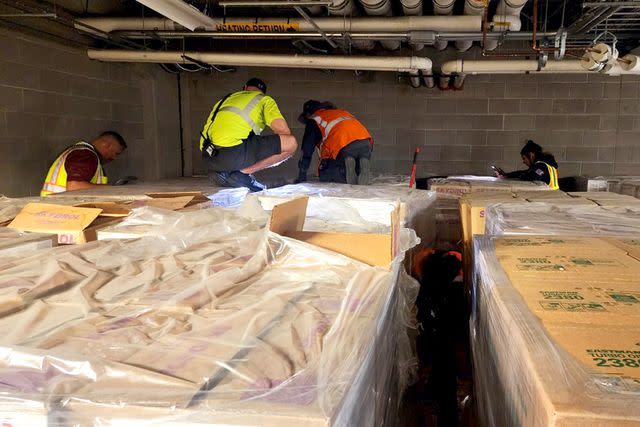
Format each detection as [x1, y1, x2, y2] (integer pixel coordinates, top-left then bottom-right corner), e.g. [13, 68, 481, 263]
[433, 0, 455, 50]
[87, 49, 432, 73]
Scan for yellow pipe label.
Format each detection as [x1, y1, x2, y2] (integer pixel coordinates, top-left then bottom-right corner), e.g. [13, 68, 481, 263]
[215, 22, 300, 32]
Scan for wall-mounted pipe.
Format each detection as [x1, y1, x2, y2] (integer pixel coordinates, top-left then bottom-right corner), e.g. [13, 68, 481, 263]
[432, 0, 455, 50]
[87, 49, 433, 73]
[75, 15, 483, 34]
[438, 59, 586, 89]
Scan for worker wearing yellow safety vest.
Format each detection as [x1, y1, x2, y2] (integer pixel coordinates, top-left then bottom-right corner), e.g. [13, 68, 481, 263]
[495, 140, 559, 190]
[199, 78, 297, 192]
[41, 131, 127, 197]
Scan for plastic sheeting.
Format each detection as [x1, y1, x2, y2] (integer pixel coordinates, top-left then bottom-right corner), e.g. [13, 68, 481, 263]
[246, 183, 436, 247]
[485, 202, 640, 236]
[472, 236, 640, 426]
[0, 206, 419, 426]
[0, 228, 56, 261]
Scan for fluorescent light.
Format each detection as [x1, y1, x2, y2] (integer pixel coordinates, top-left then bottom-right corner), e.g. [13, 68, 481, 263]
[136, 0, 217, 31]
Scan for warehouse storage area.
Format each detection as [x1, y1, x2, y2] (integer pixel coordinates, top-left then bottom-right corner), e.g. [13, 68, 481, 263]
[1, 0, 640, 426]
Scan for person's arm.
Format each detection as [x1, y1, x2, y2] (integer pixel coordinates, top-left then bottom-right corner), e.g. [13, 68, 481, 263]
[269, 118, 292, 136]
[503, 169, 528, 179]
[66, 181, 103, 191]
[297, 121, 321, 182]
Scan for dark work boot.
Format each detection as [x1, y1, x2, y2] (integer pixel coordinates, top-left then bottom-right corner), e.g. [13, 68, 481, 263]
[358, 157, 370, 185]
[213, 171, 266, 192]
[344, 157, 357, 185]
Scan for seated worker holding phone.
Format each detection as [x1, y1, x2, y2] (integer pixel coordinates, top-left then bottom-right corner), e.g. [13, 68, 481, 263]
[493, 140, 559, 190]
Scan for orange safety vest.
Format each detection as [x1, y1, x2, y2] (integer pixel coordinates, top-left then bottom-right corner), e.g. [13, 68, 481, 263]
[310, 109, 373, 160]
[411, 248, 463, 283]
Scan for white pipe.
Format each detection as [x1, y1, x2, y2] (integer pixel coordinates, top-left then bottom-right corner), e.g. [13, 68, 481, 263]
[75, 15, 483, 33]
[433, 0, 454, 50]
[441, 59, 586, 74]
[87, 49, 433, 73]
[496, 0, 528, 16]
[357, 0, 399, 50]
[135, 0, 216, 31]
[401, 0, 422, 15]
[457, 0, 484, 52]
[399, 0, 423, 50]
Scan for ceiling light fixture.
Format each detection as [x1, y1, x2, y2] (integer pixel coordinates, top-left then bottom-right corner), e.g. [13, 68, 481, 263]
[136, 0, 216, 31]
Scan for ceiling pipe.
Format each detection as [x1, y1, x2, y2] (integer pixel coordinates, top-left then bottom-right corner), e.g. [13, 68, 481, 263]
[496, 0, 528, 16]
[75, 15, 483, 34]
[438, 59, 587, 89]
[432, 0, 455, 50]
[135, 0, 216, 31]
[86, 49, 433, 73]
[457, 0, 484, 52]
[397, 0, 423, 50]
[357, 0, 400, 50]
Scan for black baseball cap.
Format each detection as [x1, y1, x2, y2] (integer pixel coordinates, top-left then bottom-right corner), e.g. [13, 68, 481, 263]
[245, 77, 267, 94]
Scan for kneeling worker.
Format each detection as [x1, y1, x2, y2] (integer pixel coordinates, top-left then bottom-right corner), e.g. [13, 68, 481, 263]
[495, 140, 559, 190]
[41, 131, 126, 196]
[199, 78, 297, 192]
[297, 100, 373, 185]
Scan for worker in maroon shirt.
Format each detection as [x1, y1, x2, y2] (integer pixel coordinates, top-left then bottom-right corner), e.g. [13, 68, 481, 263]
[41, 131, 127, 196]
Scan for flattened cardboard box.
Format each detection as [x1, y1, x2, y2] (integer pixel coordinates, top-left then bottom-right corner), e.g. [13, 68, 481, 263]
[7, 203, 118, 244]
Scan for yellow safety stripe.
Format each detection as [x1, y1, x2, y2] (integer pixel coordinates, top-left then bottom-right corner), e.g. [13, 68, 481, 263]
[542, 162, 559, 190]
[218, 92, 265, 135]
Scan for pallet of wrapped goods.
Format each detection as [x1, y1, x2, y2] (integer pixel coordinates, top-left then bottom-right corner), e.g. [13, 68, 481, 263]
[473, 236, 640, 427]
[0, 202, 418, 427]
[0, 228, 57, 260]
[587, 176, 640, 193]
[484, 203, 640, 236]
[428, 176, 550, 199]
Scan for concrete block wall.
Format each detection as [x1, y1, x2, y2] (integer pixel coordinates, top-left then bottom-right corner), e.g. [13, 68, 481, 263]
[184, 65, 640, 184]
[0, 29, 181, 197]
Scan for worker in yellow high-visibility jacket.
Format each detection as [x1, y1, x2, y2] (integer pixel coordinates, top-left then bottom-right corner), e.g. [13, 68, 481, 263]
[41, 131, 126, 196]
[199, 78, 297, 192]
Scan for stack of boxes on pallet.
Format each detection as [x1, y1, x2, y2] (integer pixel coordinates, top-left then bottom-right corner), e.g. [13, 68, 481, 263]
[454, 176, 640, 426]
[0, 179, 436, 426]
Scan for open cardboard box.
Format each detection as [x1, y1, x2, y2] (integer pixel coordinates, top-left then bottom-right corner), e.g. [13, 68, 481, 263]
[269, 197, 400, 267]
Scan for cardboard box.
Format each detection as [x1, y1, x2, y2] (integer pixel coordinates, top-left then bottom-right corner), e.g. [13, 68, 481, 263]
[474, 236, 640, 426]
[7, 203, 117, 244]
[269, 197, 399, 267]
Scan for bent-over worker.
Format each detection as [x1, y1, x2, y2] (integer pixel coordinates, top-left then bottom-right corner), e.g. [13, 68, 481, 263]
[199, 78, 297, 192]
[41, 131, 126, 196]
[495, 140, 559, 190]
[297, 100, 373, 185]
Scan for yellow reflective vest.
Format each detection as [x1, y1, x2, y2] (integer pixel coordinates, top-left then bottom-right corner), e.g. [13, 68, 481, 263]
[541, 161, 559, 190]
[41, 142, 107, 197]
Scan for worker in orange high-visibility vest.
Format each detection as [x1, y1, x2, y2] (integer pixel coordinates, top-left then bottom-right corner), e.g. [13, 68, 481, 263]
[494, 140, 559, 190]
[297, 100, 373, 185]
[41, 131, 126, 196]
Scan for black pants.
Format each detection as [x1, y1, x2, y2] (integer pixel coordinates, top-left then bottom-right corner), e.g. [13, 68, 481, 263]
[319, 139, 372, 183]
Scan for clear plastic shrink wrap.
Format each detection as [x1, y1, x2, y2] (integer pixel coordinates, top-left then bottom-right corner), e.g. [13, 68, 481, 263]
[0, 228, 57, 261]
[472, 235, 640, 427]
[485, 202, 640, 236]
[245, 183, 437, 247]
[0, 205, 419, 426]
